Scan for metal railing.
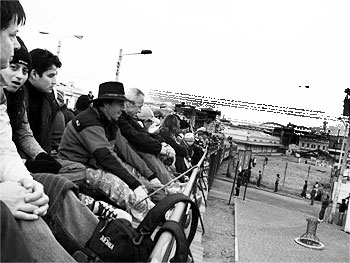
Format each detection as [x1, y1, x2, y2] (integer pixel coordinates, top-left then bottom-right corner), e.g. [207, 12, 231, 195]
[148, 140, 231, 262]
[148, 148, 208, 262]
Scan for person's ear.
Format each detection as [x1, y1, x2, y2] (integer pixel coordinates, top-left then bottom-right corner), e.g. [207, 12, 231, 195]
[29, 69, 38, 80]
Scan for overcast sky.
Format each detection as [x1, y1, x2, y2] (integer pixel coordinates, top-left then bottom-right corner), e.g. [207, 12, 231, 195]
[19, 0, 350, 128]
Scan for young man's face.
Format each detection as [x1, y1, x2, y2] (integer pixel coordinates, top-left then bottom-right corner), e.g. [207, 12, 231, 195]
[30, 65, 58, 94]
[0, 62, 29, 92]
[0, 18, 21, 69]
[125, 95, 144, 118]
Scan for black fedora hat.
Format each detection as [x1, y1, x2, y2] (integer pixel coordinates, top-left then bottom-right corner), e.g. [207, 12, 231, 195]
[93, 81, 132, 102]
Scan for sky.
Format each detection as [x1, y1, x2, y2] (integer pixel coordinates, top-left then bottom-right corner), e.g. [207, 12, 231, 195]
[18, 0, 350, 129]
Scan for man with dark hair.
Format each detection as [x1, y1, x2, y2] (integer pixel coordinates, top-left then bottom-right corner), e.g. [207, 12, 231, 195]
[74, 94, 92, 115]
[0, 2, 99, 261]
[25, 48, 64, 154]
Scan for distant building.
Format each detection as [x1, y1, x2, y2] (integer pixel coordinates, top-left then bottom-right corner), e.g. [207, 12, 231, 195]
[223, 126, 283, 154]
[298, 133, 329, 152]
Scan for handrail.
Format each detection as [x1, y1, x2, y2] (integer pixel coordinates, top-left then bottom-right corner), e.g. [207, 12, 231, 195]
[148, 148, 208, 263]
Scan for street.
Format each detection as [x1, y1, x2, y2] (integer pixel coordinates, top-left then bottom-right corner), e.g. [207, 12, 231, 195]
[235, 185, 350, 262]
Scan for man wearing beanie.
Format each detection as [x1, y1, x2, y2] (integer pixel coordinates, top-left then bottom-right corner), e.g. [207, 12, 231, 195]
[1, 34, 101, 261]
[24, 48, 65, 155]
[3, 36, 62, 174]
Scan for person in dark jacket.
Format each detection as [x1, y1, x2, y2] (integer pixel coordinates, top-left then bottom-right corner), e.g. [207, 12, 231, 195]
[56, 90, 75, 125]
[117, 87, 175, 184]
[318, 193, 330, 222]
[158, 114, 189, 175]
[74, 94, 92, 115]
[338, 199, 348, 226]
[300, 180, 308, 198]
[58, 82, 158, 210]
[1, 37, 62, 174]
[24, 48, 64, 154]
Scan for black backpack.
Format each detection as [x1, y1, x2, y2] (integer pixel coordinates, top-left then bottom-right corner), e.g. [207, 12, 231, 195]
[74, 193, 199, 262]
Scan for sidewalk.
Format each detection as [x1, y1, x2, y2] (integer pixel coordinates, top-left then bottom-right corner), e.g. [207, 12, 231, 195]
[235, 191, 350, 262]
[212, 174, 350, 262]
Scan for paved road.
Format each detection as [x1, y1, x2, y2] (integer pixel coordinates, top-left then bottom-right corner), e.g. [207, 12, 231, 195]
[234, 185, 350, 262]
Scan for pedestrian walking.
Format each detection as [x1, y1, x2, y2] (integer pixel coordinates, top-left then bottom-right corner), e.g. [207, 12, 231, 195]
[315, 183, 323, 201]
[338, 199, 348, 226]
[310, 185, 316, 205]
[264, 156, 268, 165]
[256, 170, 262, 188]
[235, 173, 243, 196]
[318, 194, 330, 222]
[274, 174, 280, 192]
[300, 180, 308, 198]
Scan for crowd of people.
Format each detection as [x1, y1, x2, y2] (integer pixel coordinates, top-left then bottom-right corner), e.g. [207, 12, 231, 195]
[0, 1, 218, 261]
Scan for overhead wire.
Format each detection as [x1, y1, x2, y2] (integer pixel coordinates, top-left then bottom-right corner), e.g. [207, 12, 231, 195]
[148, 89, 339, 123]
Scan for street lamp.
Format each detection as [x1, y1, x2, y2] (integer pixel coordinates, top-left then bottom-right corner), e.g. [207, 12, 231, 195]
[337, 117, 347, 169]
[39, 31, 83, 57]
[329, 90, 350, 223]
[115, 48, 152, 81]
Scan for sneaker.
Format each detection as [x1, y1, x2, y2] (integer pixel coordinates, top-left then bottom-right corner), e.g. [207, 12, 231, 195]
[79, 193, 98, 213]
[97, 201, 133, 223]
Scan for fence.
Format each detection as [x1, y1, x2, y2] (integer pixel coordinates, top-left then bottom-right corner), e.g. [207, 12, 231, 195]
[149, 140, 231, 262]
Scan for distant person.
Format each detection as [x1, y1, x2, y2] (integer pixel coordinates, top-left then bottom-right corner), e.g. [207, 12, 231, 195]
[310, 185, 316, 205]
[318, 194, 330, 222]
[137, 106, 160, 133]
[274, 174, 280, 192]
[300, 180, 308, 198]
[256, 170, 262, 188]
[56, 90, 74, 125]
[235, 173, 243, 196]
[88, 90, 94, 100]
[338, 199, 348, 226]
[264, 156, 268, 165]
[315, 183, 323, 201]
[74, 94, 92, 115]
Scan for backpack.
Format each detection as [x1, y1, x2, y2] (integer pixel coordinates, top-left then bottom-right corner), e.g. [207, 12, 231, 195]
[74, 193, 199, 262]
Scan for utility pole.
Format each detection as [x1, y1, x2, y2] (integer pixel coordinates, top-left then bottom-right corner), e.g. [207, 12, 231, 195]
[116, 49, 123, 81]
[329, 89, 350, 223]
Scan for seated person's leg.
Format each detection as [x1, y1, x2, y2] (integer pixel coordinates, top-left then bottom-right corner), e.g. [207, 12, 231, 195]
[48, 190, 99, 255]
[0, 201, 33, 262]
[17, 216, 75, 262]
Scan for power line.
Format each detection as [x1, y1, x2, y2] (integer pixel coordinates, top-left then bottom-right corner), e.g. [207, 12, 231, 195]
[148, 89, 339, 122]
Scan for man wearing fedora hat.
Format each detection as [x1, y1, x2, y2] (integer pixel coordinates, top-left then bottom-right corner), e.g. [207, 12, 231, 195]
[58, 81, 159, 212]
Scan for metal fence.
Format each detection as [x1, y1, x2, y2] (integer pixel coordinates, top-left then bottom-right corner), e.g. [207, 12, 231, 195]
[148, 140, 231, 262]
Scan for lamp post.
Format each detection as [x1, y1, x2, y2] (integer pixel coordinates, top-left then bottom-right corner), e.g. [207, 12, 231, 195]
[115, 49, 152, 81]
[39, 31, 83, 57]
[329, 90, 350, 223]
[337, 117, 347, 169]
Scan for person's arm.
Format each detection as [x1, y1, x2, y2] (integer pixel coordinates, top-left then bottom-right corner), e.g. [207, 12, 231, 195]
[51, 110, 65, 153]
[73, 121, 141, 190]
[114, 129, 156, 180]
[117, 113, 162, 154]
[0, 89, 32, 182]
[12, 105, 46, 159]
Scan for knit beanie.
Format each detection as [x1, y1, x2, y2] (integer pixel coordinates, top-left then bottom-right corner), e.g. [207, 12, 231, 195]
[12, 36, 32, 70]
